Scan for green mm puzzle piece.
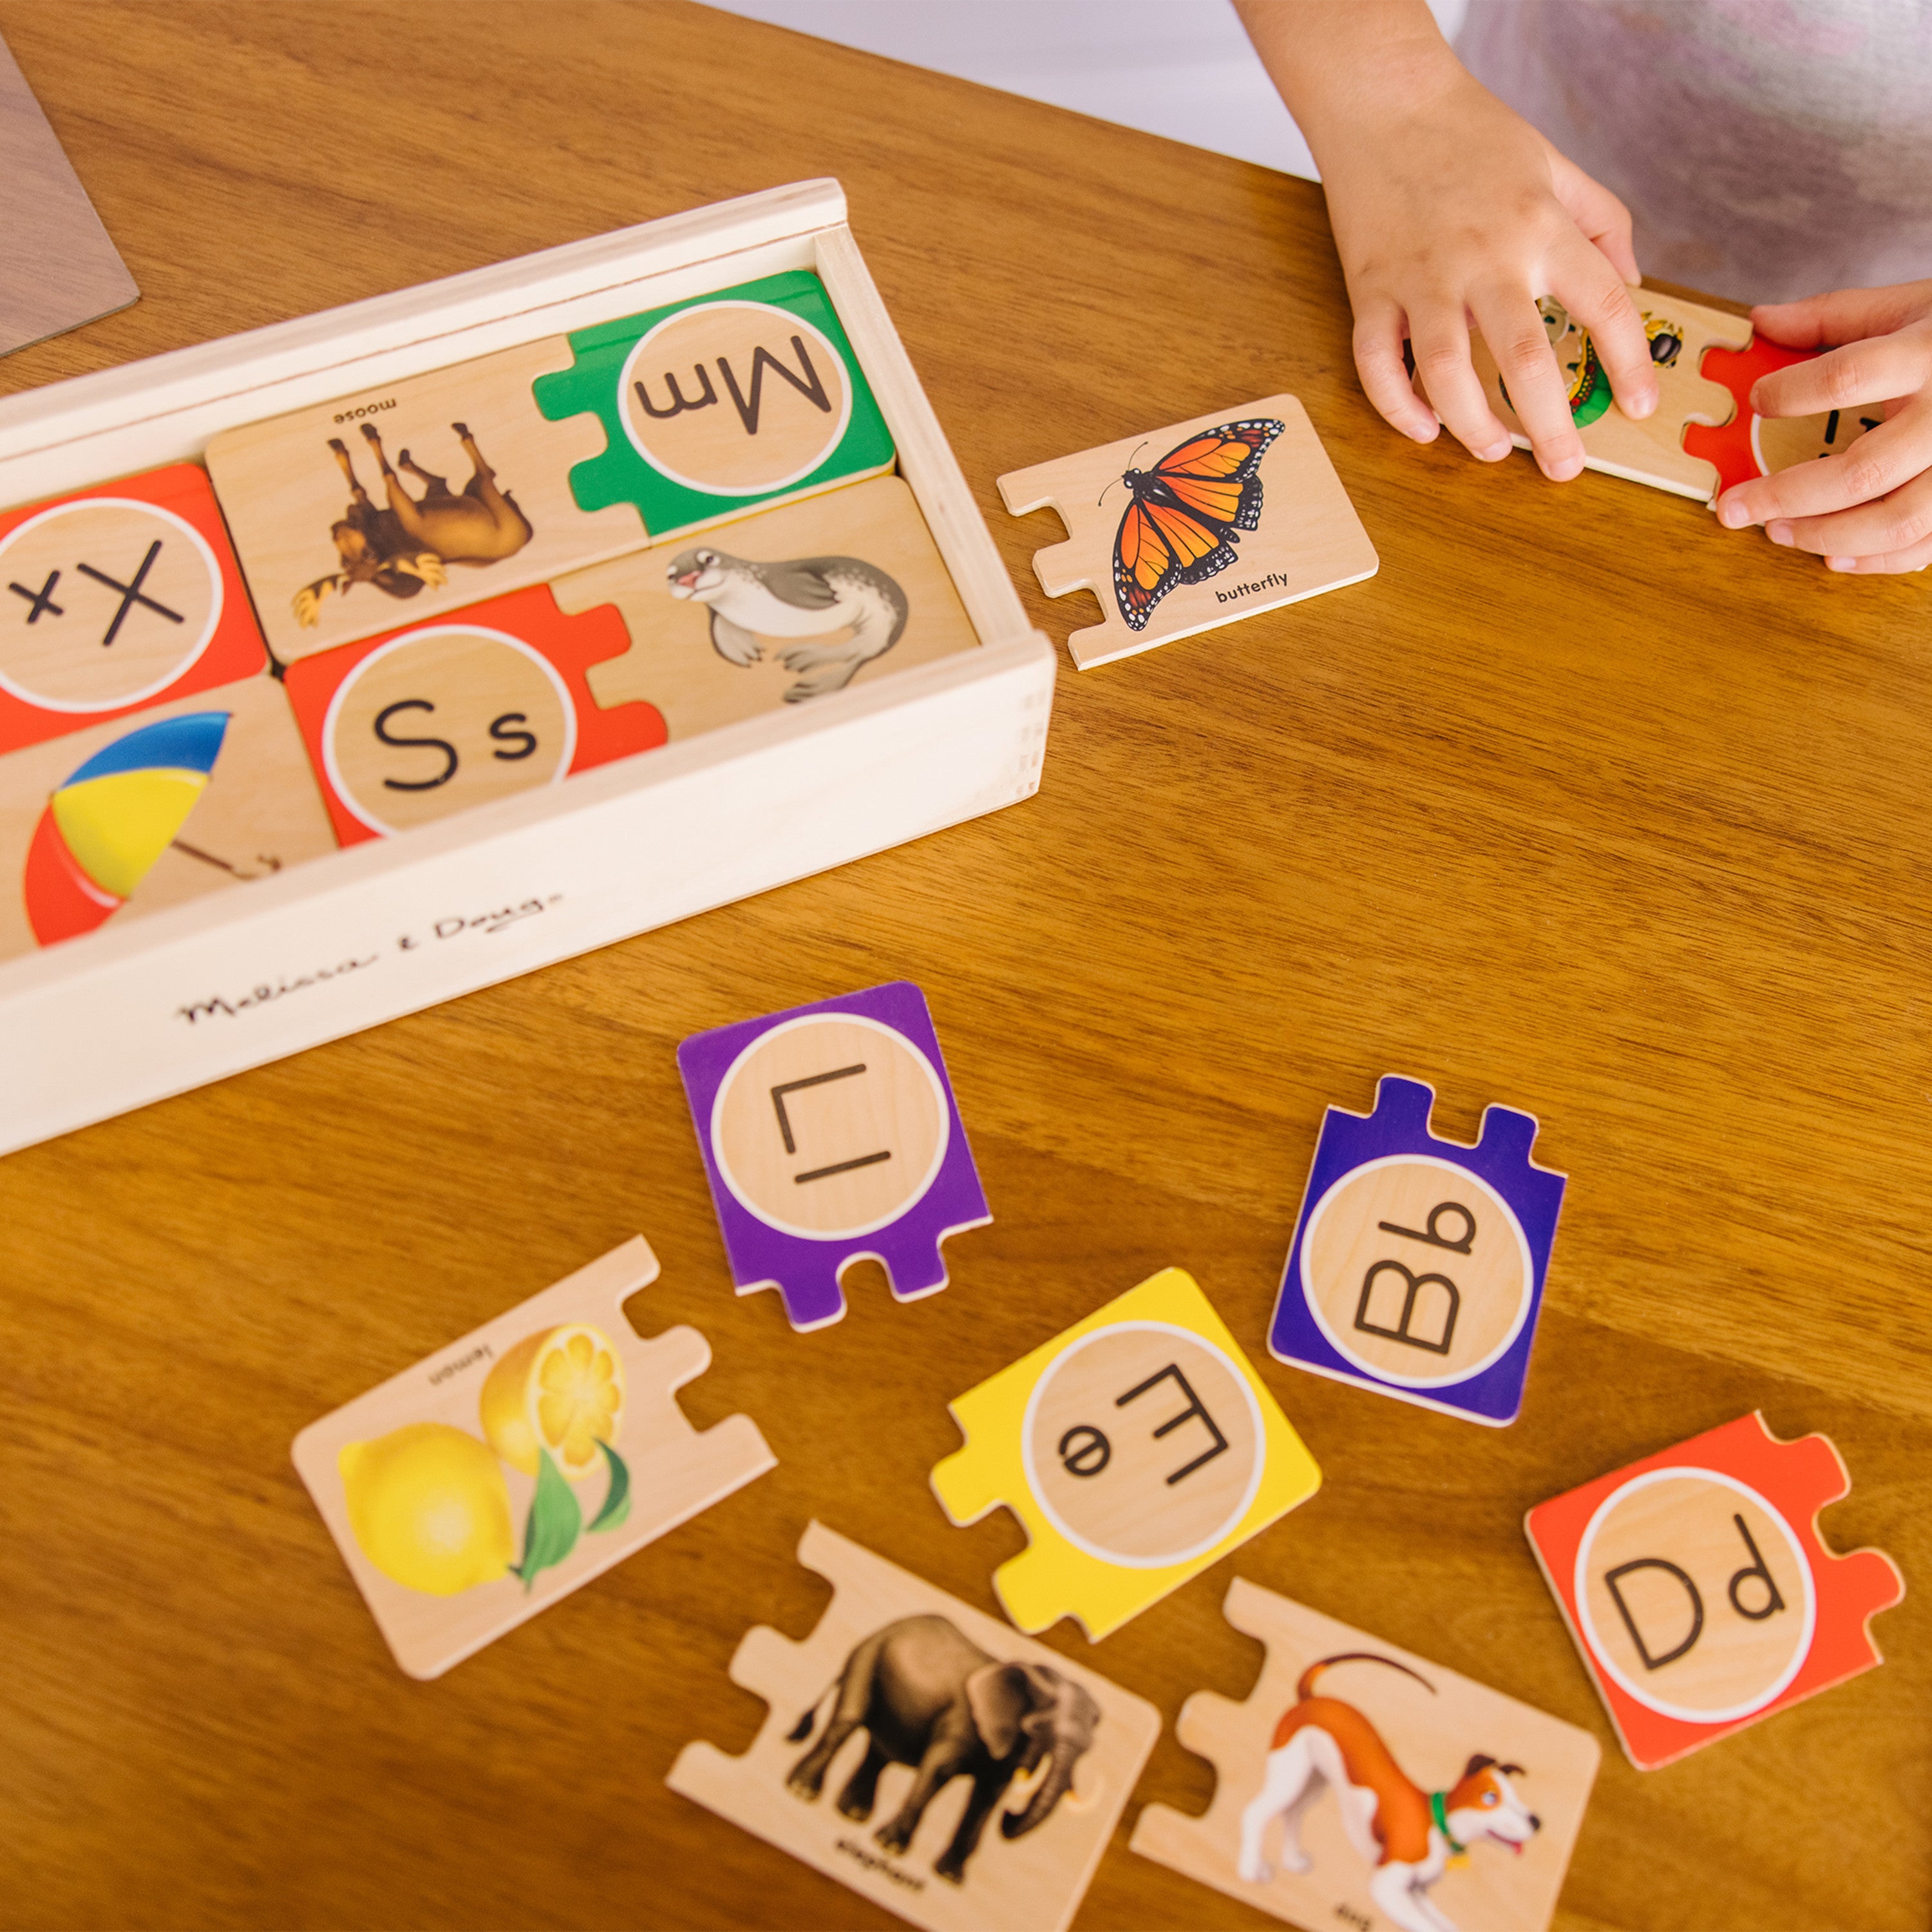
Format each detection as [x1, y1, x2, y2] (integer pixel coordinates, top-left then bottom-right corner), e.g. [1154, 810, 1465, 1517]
[531, 269, 895, 539]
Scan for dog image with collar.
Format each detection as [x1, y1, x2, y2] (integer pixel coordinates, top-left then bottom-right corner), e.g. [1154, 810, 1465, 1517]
[1236, 1652, 1542, 1932]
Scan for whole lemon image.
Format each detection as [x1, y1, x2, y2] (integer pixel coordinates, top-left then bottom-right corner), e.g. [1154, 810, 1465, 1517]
[481, 1323, 626, 1482]
[339, 1422, 515, 1596]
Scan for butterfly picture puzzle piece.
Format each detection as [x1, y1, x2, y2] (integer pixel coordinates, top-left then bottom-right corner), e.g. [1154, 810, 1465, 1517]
[667, 1520, 1160, 1932]
[1268, 1075, 1567, 1428]
[1683, 335, 1877, 495]
[677, 981, 991, 1333]
[1130, 1577, 1600, 1932]
[931, 1267, 1321, 1641]
[1524, 1410, 1904, 1771]
[291, 1236, 775, 1680]
[997, 393, 1378, 670]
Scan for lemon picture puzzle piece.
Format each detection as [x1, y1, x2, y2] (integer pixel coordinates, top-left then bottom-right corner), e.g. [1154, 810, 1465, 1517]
[291, 1236, 775, 1679]
[930, 1268, 1321, 1641]
[667, 1521, 1161, 1932]
[1129, 1577, 1600, 1932]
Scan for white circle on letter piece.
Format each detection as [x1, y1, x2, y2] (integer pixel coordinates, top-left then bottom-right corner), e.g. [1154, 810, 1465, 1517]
[1019, 1321, 1266, 1569]
[709, 1012, 950, 1241]
[0, 499, 223, 712]
[1300, 1153, 1535, 1388]
[1573, 1465, 1817, 1723]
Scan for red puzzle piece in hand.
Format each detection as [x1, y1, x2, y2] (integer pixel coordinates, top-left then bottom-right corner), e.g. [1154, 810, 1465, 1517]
[1685, 339, 1879, 496]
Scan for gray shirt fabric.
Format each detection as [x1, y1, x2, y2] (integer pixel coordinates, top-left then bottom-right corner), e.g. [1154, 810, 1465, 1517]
[1457, 0, 1932, 304]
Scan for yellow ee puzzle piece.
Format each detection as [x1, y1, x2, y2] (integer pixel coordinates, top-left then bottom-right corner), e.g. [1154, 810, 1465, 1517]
[930, 1267, 1321, 1640]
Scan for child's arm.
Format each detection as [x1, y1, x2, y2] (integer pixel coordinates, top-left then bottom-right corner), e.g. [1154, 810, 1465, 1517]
[1715, 283, 1932, 572]
[1234, 0, 1658, 480]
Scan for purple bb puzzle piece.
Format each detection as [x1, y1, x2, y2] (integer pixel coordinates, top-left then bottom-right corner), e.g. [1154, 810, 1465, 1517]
[677, 981, 991, 1331]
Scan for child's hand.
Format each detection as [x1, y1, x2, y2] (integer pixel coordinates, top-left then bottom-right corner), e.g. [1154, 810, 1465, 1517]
[1715, 283, 1932, 573]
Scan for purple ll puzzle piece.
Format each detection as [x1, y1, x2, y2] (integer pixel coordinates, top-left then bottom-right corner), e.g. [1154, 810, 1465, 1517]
[677, 981, 991, 1332]
[1268, 1075, 1566, 1427]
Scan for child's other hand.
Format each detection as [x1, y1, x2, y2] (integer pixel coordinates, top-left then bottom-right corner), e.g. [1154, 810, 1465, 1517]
[1715, 283, 1932, 572]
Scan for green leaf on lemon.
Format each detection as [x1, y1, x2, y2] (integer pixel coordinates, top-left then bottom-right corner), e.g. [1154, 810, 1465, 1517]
[588, 1440, 630, 1532]
[511, 1447, 582, 1591]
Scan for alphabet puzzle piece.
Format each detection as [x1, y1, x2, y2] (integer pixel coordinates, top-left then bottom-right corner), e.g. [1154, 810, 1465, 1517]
[0, 672, 336, 962]
[0, 463, 267, 754]
[931, 1267, 1321, 1640]
[667, 1520, 1160, 1932]
[1130, 1578, 1600, 1932]
[1683, 336, 1876, 495]
[998, 394, 1378, 670]
[1268, 1075, 1566, 1428]
[553, 473, 980, 735]
[292, 1236, 775, 1680]
[1524, 1410, 1904, 1770]
[677, 980, 990, 1332]
[280, 582, 665, 845]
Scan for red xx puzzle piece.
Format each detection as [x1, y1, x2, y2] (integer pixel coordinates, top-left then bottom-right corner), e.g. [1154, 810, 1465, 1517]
[1526, 1410, 1902, 1770]
[1685, 339, 1879, 496]
[283, 582, 666, 844]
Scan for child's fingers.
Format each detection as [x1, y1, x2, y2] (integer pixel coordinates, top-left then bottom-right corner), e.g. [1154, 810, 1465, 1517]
[1717, 400, 1931, 526]
[1763, 465, 1932, 561]
[1550, 249, 1658, 419]
[1750, 283, 1925, 349]
[1467, 287, 1586, 478]
[1350, 301, 1441, 442]
[1547, 146, 1640, 285]
[1748, 332, 1929, 418]
[1407, 303, 1515, 461]
[1824, 531, 1932, 573]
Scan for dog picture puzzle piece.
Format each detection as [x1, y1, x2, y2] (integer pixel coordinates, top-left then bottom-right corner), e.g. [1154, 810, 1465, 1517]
[554, 473, 980, 739]
[677, 981, 990, 1334]
[998, 393, 1377, 670]
[1683, 335, 1878, 495]
[1524, 1410, 1904, 1771]
[292, 1236, 775, 1680]
[931, 1267, 1321, 1641]
[1130, 1577, 1600, 1932]
[1269, 1075, 1566, 1428]
[280, 582, 666, 846]
[0, 463, 268, 755]
[667, 1520, 1160, 1932]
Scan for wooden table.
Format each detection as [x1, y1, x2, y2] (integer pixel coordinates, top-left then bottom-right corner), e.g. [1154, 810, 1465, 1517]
[2, 6, 1926, 1928]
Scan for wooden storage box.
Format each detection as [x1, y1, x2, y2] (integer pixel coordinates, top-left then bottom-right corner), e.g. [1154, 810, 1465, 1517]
[0, 180, 1054, 1158]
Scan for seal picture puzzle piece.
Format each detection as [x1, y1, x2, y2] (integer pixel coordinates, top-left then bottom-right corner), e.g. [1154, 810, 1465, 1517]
[0, 673, 336, 962]
[0, 463, 267, 755]
[1268, 1075, 1566, 1428]
[292, 1236, 775, 1680]
[1524, 1410, 1904, 1771]
[281, 582, 666, 846]
[998, 394, 1377, 671]
[931, 1267, 1321, 1641]
[1683, 336, 1877, 495]
[554, 474, 980, 737]
[668, 1521, 1160, 1932]
[1130, 1578, 1600, 1932]
[677, 980, 990, 1333]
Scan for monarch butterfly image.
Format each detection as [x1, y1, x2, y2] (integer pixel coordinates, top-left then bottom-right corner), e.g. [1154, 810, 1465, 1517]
[1110, 417, 1284, 630]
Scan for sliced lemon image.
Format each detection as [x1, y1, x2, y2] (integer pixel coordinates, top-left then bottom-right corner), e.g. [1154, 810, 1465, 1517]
[339, 1422, 515, 1596]
[480, 1323, 626, 1484]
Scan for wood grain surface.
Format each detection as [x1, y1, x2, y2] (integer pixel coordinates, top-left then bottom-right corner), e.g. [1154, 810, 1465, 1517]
[0, 6, 1926, 1930]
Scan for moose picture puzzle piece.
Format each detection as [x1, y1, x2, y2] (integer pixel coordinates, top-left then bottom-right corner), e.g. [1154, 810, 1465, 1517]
[1268, 1075, 1566, 1428]
[1683, 335, 1877, 495]
[998, 394, 1378, 670]
[0, 672, 336, 961]
[1130, 1578, 1600, 1932]
[292, 1236, 775, 1680]
[281, 582, 667, 845]
[931, 1267, 1321, 1641]
[667, 1521, 1160, 1932]
[677, 981, 990, 1333]
[0, 463, 267, 755]
[1524, 1410, 1904, 1771]
[554, 473, 980, 739]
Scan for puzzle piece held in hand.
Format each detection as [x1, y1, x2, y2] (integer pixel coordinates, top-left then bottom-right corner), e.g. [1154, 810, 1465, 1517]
[1525, 1410, 1904, 1770]
[677, 981, 990, 1332]
[931, 1267, 1321, 1640]
[1684, 336, 1877, 495]
[1268, 1075, 1566, 1428]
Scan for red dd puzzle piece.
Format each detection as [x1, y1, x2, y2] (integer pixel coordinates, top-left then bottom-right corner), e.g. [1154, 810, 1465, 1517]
[283, 582, 665, 846]
[1685, 339, 1822, 494]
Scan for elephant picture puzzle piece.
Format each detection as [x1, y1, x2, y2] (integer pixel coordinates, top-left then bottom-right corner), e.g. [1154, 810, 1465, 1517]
[997, 393, 1378, 671]
[1268, 1075, 1567, 1428]
[677, 980, 990, 1333]
[1682, 335, 1877, 495]
[1130, 1578, 1600, 1932]
[280, 582, 666, 846]
[0, 462, 267, 755]
[291, 1236, 775, 1680]
[1524, 1410, 1904, 1771]
[667, 1520, 1160, 1932]
[931, 1267, 1321, 1641]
